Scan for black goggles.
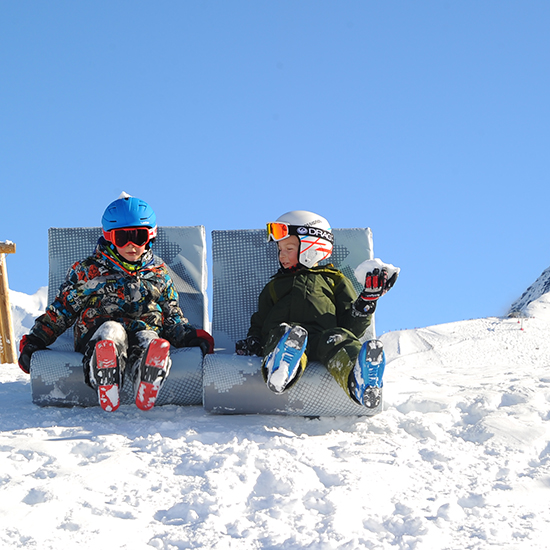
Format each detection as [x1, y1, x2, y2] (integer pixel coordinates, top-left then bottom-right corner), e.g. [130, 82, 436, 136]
[103, 226, 156, 248]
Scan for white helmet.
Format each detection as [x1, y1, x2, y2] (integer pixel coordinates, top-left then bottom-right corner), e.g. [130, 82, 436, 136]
[267, 210, 334, 268]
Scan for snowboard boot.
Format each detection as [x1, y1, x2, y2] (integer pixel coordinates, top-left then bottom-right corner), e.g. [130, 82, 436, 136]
[348, 339, 385, 409]
[93, 340, 122, 412]
[262, 325, 308, 394]
[135, 338, 171, 411]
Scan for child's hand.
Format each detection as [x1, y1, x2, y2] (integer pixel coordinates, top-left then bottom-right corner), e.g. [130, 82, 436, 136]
[236, 336, 262, 356]
[353, 268, 399, 315]
[354, 258, 400, 295]
[18, 334, 46, 374]
[185, 329, 215, 354]
[362, 268, 398, 300]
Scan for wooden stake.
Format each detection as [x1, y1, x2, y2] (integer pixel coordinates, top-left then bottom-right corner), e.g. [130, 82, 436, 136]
[0, 242, 17, 364]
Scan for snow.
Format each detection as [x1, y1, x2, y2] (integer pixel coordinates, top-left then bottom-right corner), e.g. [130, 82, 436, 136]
[354, 258, 401, 287]
[2, 285, 550, 549]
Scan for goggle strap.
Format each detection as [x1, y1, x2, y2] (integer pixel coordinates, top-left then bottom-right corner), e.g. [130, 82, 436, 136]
[267, 223, 334, 244]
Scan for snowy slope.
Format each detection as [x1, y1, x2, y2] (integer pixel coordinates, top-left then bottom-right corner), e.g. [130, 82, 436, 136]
[1, 288, 550, 549]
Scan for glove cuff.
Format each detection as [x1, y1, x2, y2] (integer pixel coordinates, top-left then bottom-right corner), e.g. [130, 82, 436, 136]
[19, 333, 47, 353]
[353, 296, 377, 316]
[195, 329, 215, 354]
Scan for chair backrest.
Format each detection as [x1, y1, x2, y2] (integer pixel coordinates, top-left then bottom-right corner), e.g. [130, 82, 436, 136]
[211, 228, 375, 351]
[48, 227, 209, 335]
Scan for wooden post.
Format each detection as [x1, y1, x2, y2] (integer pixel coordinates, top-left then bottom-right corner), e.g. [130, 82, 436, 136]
[0, 241, 17, 364]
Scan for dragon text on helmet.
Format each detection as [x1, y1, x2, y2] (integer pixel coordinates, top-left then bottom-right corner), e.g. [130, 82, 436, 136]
[297, 226, 334, 243]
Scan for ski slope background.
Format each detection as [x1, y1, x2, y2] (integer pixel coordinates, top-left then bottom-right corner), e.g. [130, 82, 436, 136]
[2, 277, 550, 549]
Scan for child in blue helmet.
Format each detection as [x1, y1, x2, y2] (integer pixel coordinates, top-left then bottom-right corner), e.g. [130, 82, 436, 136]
[18, 193, 214, 412]
[235, 210, 398, 409]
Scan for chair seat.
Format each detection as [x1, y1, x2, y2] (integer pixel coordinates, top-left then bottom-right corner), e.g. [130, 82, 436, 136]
[31, 346, 204, 408]
[203, 353, 382, 416]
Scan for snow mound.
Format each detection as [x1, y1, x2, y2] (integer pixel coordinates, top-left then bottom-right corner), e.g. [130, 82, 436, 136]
[2, 288, 550, 548]
[353, 258, 400, 286]
[9, 286, 48, 346]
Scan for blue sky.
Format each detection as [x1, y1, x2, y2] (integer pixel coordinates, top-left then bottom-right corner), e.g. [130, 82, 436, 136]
[1, 1, 549, 335]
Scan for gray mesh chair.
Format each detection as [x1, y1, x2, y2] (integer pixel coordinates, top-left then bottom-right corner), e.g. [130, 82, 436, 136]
[30, 227, 208, 407]
[203, 228, 382, 416]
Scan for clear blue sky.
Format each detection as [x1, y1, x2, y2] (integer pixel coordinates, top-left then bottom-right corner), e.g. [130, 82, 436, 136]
[1, 1, 549, 335]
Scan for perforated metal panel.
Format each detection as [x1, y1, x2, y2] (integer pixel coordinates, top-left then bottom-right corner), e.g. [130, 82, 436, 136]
[32, 347, 204, 407]
[203, 354, 379, 416]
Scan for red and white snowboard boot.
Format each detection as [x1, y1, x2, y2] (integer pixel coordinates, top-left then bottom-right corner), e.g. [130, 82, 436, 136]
[94, 340, 121, 412]
[135, 338, 171, 411]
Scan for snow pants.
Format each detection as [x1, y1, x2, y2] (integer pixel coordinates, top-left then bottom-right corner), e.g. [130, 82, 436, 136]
[262, 323, 363, 396]
[81, 321, 163, 390]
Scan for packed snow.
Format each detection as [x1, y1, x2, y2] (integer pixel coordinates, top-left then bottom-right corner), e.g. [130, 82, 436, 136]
[1, 281, 550, 549]
[353, 258, 401, 287]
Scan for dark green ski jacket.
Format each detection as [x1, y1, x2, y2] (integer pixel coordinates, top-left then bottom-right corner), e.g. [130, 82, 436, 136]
[247, 265, 372, 346]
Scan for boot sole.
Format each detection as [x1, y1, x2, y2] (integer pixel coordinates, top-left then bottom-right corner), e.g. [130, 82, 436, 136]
[95, 340, 120, 412]
[265, 326, 308, 394]
[135, 338, 170, 411]
[350, 339, 385, 408]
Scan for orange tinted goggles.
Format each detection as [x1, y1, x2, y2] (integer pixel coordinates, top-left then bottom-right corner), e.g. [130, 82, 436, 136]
[266, 222, 291, 242]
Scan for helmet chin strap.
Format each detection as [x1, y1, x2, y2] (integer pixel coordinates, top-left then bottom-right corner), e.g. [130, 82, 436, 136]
[279, 263, 302, 273]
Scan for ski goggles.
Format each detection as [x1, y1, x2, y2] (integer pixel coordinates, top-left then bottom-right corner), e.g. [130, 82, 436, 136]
[267, 222, 334, 244]
[103, 226, 157, 248]
[267, 222, 294, 242]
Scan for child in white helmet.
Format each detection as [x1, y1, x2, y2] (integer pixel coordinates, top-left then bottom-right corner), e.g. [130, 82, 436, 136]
[18, 194, 214, 412]
[236, 210, 398, 408]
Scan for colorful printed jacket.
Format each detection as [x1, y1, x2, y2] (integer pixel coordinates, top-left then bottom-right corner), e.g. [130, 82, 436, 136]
[247, 264, 372, 346]
[30, 239, 193, 352]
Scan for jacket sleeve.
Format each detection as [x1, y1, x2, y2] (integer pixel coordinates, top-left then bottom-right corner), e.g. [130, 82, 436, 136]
[158, 274, 194, 347]
[247, 282, 275, 342]
[335, 273, 372, 339]
[30, 262, 87, 346]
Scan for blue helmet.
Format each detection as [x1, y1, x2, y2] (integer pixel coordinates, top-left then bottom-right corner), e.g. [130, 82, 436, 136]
[102, 195, 157, 231]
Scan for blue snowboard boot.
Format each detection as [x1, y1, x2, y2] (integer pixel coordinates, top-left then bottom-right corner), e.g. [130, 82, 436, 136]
[263, 325, 308, 394]
[348, 339, 385, 409]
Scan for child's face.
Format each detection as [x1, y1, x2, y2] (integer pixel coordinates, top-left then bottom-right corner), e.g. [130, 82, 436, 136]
[116, 242, 146, 263]
[278, 236, 300, 269]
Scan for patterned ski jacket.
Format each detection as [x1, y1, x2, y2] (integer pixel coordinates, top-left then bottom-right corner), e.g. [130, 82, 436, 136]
[247, 264, 372, 346]
[30, 239, 193, 352]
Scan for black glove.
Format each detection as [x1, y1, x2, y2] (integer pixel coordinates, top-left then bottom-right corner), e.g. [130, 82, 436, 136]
[184, 328, 215, 355]
[235, 336, 262, 356]
[18, 334, 46, 374]
[353, 268, 398, 315]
